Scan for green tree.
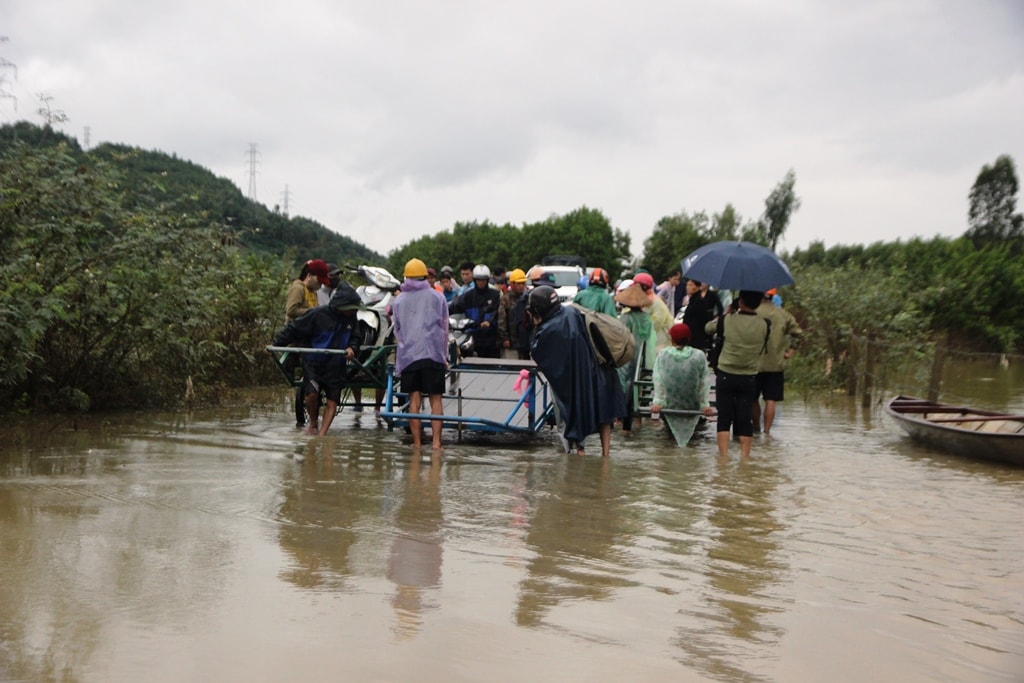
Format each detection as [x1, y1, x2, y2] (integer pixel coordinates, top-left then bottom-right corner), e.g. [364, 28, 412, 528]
[966, 154, 1023, 248]
[641, 210, 709, 281]
[784, 263, 928, 390]
[758, 169, 801, 250]
[708, 204, 743, 243]
[642, 205, 761, 281]
[389, 206, 631, 279]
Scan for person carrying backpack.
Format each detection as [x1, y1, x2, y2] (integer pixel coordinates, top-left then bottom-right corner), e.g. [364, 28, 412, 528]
[704, 290, 771, 459]
[527, 286, 627, 457]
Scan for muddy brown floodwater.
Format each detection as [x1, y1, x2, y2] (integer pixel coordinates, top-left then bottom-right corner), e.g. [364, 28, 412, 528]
[1, 383, 1022, 683]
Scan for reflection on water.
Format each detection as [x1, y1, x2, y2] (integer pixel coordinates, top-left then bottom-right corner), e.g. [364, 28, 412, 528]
[388, 452, 444, 639]
[0, 382, 1022, 682]
[514, 456, 641, 629]
[277, 440, 366, 591]
[939, 357, 1024, 411]
[675, 457, 786, 683]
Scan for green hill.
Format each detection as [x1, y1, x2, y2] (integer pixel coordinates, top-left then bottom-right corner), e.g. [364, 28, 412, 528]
[0, 121, 386, 411]
[1, 121, 385, 265]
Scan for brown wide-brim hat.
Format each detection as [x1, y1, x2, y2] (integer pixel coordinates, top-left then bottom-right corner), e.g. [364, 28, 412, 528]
[614, 283, 651, 309]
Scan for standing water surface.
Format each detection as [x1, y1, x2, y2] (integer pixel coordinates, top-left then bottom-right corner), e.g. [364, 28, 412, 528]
[0, 384, 1022, 683]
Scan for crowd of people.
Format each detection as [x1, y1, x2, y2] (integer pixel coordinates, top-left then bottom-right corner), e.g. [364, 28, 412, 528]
[272, 257, 802, 459]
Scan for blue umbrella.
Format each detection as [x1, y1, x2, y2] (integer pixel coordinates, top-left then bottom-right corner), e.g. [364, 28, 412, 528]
[680, 241, 794, 291]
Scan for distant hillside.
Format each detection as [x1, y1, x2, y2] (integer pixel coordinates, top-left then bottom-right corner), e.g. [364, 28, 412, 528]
[0, 121, 385, 266]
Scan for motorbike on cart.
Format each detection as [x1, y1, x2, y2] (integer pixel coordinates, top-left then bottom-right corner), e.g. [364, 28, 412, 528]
[346, 264, 400, 347]
[266, 264, 401, 424]
[448, 313, 475, 366]
[344, 264, 401, 412]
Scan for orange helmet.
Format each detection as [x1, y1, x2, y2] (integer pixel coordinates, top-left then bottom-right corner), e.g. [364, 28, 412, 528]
[589, 267, 608, 286]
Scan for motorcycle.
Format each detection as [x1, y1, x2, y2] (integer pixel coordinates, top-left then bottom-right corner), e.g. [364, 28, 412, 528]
[344, 264, 401, 412]
[346, 264, 401, 349]
[446, 313, 476, 396]
[448, 313, 475, 366]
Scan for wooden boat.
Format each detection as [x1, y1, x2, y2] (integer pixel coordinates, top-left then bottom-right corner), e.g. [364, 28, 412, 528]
[884, 395, 1024, 467]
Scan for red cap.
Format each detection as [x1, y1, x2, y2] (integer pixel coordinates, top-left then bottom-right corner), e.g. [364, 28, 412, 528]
[306, 259, 330, 286]
[669, 323, 691, 345]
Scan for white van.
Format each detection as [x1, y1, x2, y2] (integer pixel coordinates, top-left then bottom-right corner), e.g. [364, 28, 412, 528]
[530, 264, 586, 302]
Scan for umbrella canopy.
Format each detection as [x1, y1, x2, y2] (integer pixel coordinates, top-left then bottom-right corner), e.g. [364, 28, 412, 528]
[680, 241, 794, 291]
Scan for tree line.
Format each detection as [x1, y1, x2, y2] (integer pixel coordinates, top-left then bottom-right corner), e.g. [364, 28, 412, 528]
[1, 120, 1020, 412]
[385, 170, 802, 282]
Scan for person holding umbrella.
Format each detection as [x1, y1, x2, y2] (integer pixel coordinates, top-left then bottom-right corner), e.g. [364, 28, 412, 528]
[704, 290, 771, 458]
[681, 241, 794, 456]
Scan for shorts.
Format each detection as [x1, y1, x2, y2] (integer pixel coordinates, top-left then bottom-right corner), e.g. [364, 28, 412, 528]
[302, 359, 345, 403]
[755, 371, 785, 402]
[400, 360, 447, 396]
[303, 374, 342, 403]
[715, 370, 756, 437]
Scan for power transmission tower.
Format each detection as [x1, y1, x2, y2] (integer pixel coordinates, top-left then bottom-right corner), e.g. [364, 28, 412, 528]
[280, 184, 292, 218]
[0, 37, 16, 113]
[246, 143, 260, 201]
[83, 125, 90, 150]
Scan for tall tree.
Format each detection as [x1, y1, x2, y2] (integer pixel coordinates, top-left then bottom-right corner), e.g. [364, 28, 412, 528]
[709, 203, 745, 243]
[641, 211, 710, 280]
[759, 169, 801, 251]
[966, 154, 1023, 247]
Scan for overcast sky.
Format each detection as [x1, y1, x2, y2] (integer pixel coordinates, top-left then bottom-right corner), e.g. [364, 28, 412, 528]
[3, 1, 1023, 257]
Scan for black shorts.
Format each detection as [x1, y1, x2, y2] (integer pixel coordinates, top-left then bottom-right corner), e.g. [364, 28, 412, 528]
[303, 373, 342, 403]
[715, 370, 756, 437]
[755, 371, 785, 402]
[400, 360, 447, 396]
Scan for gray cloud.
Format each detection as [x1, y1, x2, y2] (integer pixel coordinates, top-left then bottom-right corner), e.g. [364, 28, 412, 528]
[3, 0, 1022, 255]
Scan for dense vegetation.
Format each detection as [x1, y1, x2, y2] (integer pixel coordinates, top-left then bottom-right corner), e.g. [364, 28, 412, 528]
[2, 121, 1021, 412]
[388, 160, 1024, 397]
[0, 122, 382, 412]
[385, 207, 632, 280]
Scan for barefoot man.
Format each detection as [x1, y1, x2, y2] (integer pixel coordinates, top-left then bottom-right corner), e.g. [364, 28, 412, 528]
[392, 258, 450, 450]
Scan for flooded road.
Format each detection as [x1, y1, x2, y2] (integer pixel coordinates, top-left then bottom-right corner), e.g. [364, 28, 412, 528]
[1, 387, 1022, 682]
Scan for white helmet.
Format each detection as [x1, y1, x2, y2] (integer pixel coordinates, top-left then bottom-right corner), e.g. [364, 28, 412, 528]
[472, 264, 491, 280]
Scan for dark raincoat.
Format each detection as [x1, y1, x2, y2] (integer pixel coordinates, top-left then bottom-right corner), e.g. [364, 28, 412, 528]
[450, 285, 500, 356]
[530, 304, 626, 445]
[272, 284, 361, 394]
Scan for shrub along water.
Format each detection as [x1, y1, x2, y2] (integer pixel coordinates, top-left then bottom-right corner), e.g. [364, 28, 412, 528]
[3, 124, 1021, 412]
[0, 136, 287, 411]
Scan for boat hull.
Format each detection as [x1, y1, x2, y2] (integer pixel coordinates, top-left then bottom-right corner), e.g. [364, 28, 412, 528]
[885, 395, 1024, 467]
